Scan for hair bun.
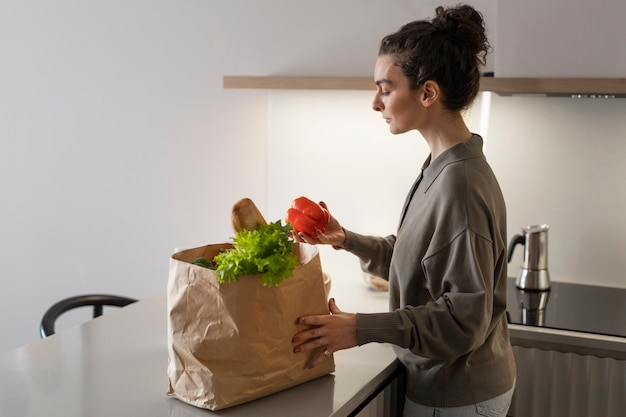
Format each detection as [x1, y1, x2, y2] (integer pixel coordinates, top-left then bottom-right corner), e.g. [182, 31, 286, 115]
[431, 5, 489, 63]
[432, 6, 460, 33]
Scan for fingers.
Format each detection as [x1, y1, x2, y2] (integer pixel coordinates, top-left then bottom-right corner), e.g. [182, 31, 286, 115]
[295, 299, 339, 329]
[292, 327, 330, 365]
[313, 228, 331, 243]
[296, 233, 314, 244]
[293, 232, 320, 245]
[328, 297, 341, 314]
[293, 319, 324, 342]
[292, 335, 333, 369]
[292, 229, 325, 245]
[292, 300, 341, 352]
[292, 315, 329, 353]
[306, 350, 331, 369]
[292, 300, 357, 368]
[292, 333, 325, 353]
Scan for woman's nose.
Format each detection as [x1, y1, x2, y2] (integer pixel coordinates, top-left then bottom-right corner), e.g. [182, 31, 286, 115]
[372, 95, 383, 112]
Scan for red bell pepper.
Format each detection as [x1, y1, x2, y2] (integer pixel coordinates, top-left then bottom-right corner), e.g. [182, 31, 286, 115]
[285, 196, 330, 239]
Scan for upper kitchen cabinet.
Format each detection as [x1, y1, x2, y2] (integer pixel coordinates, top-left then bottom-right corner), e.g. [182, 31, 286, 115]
[495, 0, 626, 77]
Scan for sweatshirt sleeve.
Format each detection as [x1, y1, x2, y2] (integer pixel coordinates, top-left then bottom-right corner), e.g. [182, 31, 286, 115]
[356, 229, 495, 360]
[340, 229, 396, 280]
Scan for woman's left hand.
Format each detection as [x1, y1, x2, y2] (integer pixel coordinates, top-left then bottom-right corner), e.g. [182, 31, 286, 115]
[292, 298, 358, 368]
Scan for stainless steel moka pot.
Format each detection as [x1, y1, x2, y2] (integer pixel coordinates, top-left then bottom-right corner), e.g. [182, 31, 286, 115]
[507, 224, 551, 290]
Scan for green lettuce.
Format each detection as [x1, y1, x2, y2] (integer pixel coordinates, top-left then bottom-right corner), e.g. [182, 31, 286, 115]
[193, 221, 299, 287]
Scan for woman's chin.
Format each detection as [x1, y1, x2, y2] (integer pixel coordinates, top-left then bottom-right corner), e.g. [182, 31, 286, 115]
[389, 125, 408, 135]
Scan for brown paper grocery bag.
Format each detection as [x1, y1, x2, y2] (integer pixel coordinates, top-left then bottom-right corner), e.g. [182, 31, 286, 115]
[166, 242, 335, 410]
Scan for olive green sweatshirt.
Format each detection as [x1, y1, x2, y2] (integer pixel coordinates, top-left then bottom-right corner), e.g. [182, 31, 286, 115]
[342, 135, 516, 407]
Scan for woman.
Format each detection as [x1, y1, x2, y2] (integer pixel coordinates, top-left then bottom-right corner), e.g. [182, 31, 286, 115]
[292, 4, 516, 417]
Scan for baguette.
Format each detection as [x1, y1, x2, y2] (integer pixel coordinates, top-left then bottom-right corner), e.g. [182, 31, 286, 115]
[231, 198, 267, 232]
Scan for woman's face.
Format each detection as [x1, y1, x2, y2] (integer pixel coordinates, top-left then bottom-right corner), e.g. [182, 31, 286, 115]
[372, 54, 422, 135]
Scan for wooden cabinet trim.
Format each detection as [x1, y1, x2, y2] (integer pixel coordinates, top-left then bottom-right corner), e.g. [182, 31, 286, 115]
[223, 76, 626, 95]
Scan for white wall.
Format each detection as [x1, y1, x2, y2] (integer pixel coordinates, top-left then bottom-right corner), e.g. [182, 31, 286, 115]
[1, 0, 623, 353]
[0, 0, 271, 352]
[1, 0, 485, 353]
[488, 95, 626, 287]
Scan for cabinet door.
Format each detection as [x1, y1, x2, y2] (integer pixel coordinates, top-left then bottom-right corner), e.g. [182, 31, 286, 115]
[510, 346, 626, 417]
[495, 0, 626, 77]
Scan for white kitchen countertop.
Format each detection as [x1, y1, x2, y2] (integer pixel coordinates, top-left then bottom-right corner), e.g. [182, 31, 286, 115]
[0, 250, 400, 417]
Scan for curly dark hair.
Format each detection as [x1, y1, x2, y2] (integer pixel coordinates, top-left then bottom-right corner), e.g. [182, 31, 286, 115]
[378, 4, 490, 111]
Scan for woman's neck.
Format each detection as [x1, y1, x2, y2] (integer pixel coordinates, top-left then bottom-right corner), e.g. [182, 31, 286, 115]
[419, 111, 472, 161]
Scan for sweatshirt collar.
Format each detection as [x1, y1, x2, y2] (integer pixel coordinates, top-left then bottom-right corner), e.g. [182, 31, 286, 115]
[420, 134, 485, 193]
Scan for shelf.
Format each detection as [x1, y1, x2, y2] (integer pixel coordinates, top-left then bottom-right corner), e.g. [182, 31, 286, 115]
[223, 76, 626, 96]
[479, 77, 626, 96]
[223, 76, 374, 91]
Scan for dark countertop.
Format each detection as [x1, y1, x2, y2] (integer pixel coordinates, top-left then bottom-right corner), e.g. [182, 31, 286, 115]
[506, 277, 626, 338]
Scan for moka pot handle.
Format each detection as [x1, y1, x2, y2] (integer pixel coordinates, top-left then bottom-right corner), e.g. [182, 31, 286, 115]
[507, 234, 525, 262]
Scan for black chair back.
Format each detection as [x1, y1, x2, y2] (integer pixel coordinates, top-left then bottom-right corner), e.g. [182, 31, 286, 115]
[40, 294, 137, 338]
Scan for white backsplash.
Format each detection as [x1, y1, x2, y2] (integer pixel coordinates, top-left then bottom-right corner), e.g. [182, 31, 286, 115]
[267, 91, 626, 288]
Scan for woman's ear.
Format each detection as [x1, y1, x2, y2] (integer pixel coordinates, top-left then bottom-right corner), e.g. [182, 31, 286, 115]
[420, 80, 440, 107]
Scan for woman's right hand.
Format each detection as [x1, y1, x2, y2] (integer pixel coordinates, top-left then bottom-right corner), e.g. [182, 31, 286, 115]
[294, 202, 346, 247]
